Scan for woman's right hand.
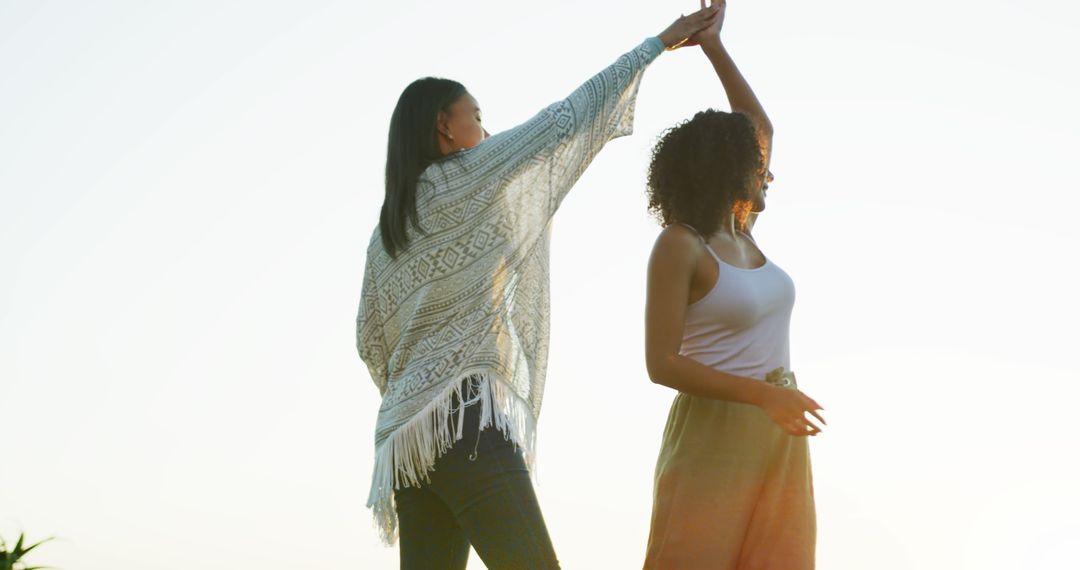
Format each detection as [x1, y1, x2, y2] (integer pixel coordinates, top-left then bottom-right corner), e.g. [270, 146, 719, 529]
[657, 2, 723, 49]
[758, 386, 826, 436]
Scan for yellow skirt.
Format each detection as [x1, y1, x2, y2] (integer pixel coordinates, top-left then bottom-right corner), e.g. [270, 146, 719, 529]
[643, 390, 816, 570]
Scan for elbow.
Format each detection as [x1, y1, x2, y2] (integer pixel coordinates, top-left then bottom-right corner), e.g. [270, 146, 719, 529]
[759, 119, 774, 140]
[645, 353, 675, 386]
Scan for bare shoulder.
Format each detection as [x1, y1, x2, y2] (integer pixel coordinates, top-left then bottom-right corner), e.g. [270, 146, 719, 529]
[655, 223, 702, 247]
[650, 224, 704, 268]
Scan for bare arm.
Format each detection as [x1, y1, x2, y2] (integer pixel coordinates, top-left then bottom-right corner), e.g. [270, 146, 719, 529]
[692, 0, 773, 157]
[702, 42, 773, 139]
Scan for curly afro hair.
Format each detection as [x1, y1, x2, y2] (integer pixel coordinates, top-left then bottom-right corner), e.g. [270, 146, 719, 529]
[646, 109, 764, 237]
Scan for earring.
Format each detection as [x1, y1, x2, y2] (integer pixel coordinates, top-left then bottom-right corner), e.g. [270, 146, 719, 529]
[446, 131, 454, 141]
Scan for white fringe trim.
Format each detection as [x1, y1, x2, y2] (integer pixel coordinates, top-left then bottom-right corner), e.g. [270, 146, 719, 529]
[367, 372, 538, 545]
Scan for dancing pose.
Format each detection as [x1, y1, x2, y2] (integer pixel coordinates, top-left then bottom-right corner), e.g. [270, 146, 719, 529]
[357, 6, 722, 569]
[642, 1, 825, 568]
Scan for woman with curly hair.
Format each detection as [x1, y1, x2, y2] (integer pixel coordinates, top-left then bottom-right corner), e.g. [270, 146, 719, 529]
[642, 1, 825, 568]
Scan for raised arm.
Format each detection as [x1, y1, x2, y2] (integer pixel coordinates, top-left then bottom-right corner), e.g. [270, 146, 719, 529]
[691, 0, 771, 233]
[463, 4, 722, 184]
[692, 0, 773, 154]
[440, 6, 723, 253]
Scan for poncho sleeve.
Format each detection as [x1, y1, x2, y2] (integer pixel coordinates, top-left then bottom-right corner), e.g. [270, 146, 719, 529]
[455, 37, 664, 236]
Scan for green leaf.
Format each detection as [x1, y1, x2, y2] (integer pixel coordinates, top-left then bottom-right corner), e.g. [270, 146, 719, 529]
[19, 537, 54, 558]
[0, 532, 54, 570]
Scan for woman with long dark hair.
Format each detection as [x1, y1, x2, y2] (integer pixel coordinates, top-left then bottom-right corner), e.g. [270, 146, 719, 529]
[642, 1, 824, 568]
[356, 6, 722, 569]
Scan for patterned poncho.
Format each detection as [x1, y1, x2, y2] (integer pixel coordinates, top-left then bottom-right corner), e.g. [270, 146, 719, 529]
[357, 37, 664, 543]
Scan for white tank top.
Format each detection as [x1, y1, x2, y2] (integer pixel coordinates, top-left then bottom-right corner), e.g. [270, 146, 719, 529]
[679, 227, 796, 380]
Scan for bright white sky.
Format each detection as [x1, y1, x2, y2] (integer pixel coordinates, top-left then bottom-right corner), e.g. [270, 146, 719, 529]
[2, 1, 1079, 568]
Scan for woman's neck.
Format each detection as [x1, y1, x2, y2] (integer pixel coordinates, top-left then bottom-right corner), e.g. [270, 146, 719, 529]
[715, 216, 739, 238]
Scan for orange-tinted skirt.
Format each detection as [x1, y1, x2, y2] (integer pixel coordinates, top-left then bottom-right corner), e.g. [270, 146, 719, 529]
[644, 392, 816, 569]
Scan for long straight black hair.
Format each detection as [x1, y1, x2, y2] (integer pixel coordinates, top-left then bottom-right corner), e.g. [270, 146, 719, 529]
[381, 77, 467, 258]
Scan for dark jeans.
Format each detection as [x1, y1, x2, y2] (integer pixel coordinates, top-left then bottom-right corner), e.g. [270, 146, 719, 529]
[395, 381, 560, 570]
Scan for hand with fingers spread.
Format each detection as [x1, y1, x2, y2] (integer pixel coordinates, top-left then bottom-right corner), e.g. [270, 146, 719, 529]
[690, 0, 727, 48]
[758, 386, 827, 437]
[657, 1, 722, 49]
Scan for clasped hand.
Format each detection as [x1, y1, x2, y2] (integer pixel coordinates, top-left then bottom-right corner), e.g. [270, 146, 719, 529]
[658, 0, 727, 50]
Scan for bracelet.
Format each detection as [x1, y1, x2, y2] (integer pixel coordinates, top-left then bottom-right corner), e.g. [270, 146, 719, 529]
[665, 37, 691, 51]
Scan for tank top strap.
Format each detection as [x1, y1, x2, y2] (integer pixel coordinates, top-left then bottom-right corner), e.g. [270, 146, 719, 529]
[676, 222, 706, 244]
[676, 223, 724, 265]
